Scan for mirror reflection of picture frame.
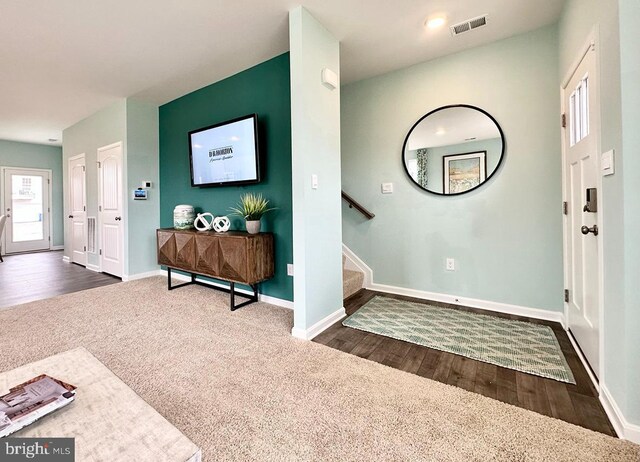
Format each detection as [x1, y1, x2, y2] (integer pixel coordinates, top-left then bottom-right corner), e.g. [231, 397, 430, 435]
[443, 151, 487, 194]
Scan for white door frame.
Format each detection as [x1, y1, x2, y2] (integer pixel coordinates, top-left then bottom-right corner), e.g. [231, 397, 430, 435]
[1, 166, 54, 254]
[560, 26, 605, 390]
[97, 141, 124, 276]
[68, 153, 87, 265]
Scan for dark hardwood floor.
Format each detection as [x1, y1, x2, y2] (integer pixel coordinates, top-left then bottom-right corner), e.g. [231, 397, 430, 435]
[314, 289, 616, 437]
[0, 250, 120, 309]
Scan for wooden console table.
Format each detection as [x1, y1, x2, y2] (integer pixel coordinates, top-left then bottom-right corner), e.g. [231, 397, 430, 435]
[157, 228, 274, 310]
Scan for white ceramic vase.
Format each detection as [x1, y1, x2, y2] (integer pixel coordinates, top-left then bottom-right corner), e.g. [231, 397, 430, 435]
[173, 205, 195, 230]
[246, 220, 261, 234]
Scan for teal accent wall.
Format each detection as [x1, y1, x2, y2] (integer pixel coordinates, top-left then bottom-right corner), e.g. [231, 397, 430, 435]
[0, 140, 63, 246]
[289, 7, 343, 333]
[342, 25, 562, 312]
[159, 53, 293, 301]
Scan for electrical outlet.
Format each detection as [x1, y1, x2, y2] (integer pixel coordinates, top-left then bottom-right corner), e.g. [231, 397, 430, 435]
[446, 258, 455, 271]
[287, 264, 294, 276]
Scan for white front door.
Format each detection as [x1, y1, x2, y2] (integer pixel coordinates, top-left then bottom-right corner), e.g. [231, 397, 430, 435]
[563, 40, 601, 377]
[2, 168, 51, 254]
[98, 143, 124, 278]
[69, 154, 87, 266]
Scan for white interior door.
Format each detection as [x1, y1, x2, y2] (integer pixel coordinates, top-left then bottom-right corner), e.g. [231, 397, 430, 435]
[69, 154, 87, 266]
[563, 41, 601, 378]
[2, 168, 51, 254]
[98, 143, 124, 278]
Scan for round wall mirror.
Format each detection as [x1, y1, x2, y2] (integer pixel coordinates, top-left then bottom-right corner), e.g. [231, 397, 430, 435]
[402, 105, 505, 195]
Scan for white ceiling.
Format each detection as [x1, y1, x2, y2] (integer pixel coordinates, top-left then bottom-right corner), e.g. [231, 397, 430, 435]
[406, 107, 501, 150]
[0, 0, 565, 146]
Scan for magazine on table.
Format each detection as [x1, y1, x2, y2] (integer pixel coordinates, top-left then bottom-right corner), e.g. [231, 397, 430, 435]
[0, 375, 76, 438]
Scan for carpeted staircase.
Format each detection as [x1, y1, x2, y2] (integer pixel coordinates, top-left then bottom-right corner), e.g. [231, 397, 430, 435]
[343, 254, 364, 299]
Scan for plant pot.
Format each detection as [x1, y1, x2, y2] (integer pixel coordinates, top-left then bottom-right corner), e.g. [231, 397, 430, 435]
[246, 220, 261, 234]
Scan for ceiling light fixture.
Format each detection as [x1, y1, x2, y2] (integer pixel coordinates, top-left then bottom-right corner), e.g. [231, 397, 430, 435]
[425, 16, 446, 29]
[48, 138, 57, 142]
[436, 128, 446, 136]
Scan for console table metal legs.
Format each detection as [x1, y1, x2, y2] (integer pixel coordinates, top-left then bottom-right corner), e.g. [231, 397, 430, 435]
[166, 267, 259, 311]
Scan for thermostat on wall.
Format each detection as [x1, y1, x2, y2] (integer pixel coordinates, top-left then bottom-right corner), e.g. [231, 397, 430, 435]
[133, 188, 148, 200]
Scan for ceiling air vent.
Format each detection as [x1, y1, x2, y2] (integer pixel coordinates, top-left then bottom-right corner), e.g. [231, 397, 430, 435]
[450, 14, 488, 36]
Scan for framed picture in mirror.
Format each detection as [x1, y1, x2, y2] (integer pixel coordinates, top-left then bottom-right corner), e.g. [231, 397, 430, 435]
[443, 151, 487, 194]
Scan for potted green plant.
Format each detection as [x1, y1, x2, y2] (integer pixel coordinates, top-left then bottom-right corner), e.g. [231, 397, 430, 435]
[229, 193, 276, 234]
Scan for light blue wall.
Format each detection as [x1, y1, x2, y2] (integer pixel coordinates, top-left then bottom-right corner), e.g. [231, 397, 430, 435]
[559, 0, 631, 422]
[0, 140, 64, 246]
[126, 99, 159, 276]
[62, 99, 127, 268]
[342, 25, 562, 312]
[63, 98, 161, 277]
[290, 6, 343, 333]
[619, 0, 640, 424]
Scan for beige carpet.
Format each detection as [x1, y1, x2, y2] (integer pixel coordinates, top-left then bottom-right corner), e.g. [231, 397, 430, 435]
[0, 277, 637, 461]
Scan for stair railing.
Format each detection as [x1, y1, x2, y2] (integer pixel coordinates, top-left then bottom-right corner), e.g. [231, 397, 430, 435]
[341, 190, 375, 220]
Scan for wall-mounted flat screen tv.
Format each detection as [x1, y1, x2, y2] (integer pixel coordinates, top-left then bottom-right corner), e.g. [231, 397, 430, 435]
[189, 114, 260, 187]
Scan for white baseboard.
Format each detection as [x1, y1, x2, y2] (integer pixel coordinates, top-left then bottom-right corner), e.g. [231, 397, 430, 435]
[62, 256, 71, 263]
[369, 282, 565, 325]
[292, 307, 346, 340]
[159, 269, 294, 310]
[50, 245, 64, 251]
[601, 385, 640, 444]
[86, 264, 100, 273]
[342, 243, 373, 288]
[342, 243, 563, 326]
[122, 270, 162, 282]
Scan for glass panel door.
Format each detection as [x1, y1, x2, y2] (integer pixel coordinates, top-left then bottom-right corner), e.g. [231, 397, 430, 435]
[2, 168, 51, 254]
[11, 174, 44, 242]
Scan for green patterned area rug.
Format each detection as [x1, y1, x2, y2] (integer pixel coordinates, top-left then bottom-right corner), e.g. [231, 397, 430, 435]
[343, 296, 575, 384]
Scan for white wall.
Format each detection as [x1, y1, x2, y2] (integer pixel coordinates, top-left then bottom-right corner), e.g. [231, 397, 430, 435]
[289, 6, 344, 339]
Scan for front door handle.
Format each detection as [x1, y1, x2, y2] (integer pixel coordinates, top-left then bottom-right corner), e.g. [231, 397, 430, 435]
[581, 225, 598, 236]
[115, 216, 122, 221]
[69, 215, 74, 219]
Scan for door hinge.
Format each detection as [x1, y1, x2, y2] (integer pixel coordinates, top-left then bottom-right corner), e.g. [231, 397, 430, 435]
[564, 289, 570, 303]
[47, 178, 50, 185]
[99, 249, 102, 255]
[99, 205, 102, 212]
[563, 201, 568, 215]
[97, 161, 101, 168]
[84, 246, 87, 252]
[83, 206, 86, 212]
[82, 166, 86, 172]
[561, 113, 567, 128]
